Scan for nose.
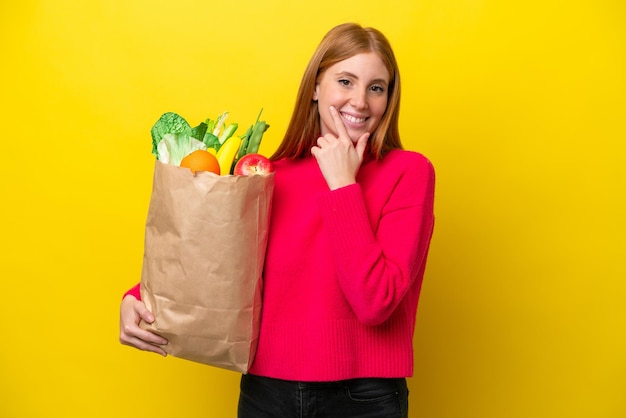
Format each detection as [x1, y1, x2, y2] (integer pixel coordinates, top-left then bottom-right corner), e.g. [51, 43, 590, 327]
[350, 88, 368, 109]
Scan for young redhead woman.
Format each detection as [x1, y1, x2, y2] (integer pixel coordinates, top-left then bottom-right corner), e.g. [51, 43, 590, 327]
[120, 22, 435, 418]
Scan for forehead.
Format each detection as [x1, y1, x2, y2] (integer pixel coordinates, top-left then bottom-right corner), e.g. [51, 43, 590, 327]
[324, 52, 390, 82]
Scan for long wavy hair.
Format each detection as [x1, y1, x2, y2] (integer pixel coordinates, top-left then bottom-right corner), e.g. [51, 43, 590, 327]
[271, 22, 403, 161]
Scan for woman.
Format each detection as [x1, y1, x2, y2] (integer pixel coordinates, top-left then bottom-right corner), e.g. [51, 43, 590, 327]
[120, 22, 435, 417]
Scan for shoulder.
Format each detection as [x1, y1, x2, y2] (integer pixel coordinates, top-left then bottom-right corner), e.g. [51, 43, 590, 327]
[358, 149, 435, 202]
[382, 149, 434, 170]
[364, 149, 435, 183]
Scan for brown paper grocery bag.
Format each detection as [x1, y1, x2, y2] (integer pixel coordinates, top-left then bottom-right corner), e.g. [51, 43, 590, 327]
[139, 160, 274, 373]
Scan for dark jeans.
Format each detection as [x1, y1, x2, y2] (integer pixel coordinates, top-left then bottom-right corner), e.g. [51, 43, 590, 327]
[238, 373, 409, 418]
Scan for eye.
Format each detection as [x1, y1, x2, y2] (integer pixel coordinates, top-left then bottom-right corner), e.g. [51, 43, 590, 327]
[338, 78, 351, 86]
[370, 84, 385, 93]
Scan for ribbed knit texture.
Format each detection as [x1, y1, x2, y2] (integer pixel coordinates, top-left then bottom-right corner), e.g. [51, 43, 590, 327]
[126, 149, 435, 382]
[250, 150, 435, 381]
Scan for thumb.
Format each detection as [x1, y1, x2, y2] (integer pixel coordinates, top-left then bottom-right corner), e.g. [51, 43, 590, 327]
[136, 303, 155, 324]
[355, 133, 369, 161]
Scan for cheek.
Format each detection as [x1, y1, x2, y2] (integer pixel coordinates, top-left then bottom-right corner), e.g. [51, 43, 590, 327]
[318, 89, 341, 106]
[371, 99, 388, 119]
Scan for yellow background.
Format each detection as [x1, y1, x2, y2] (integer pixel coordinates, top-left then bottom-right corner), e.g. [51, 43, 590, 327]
[1, 0, 624, 417]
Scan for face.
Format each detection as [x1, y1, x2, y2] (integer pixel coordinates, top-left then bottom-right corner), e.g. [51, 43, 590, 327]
[313, 52, 390, 143]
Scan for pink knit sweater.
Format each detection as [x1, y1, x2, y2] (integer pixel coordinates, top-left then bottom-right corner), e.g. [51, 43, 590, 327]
[126, 149, 435, 382]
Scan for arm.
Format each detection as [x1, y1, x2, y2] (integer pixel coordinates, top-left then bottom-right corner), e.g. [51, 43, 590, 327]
[312, 106, 435, 325]
[319, 157, 435, 326]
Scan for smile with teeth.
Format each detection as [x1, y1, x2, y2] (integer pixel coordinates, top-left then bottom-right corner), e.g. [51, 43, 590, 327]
[341, 112, 367, 124]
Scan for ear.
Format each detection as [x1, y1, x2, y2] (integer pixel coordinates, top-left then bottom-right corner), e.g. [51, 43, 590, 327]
[312, 84, 319, 101]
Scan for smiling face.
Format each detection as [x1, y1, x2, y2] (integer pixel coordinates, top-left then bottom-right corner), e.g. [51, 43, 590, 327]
[313, 52, 390, 143]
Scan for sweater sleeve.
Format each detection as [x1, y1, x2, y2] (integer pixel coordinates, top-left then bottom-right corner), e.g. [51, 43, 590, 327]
[123, 283, 142, 301]
[318, 155, 435, 326]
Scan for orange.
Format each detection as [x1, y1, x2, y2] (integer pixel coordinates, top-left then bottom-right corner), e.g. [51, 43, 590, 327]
[180, 149, 220, 175]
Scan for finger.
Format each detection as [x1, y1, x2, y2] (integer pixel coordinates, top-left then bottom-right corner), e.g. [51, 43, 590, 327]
[137, 326, 169, 346]
[355, 132, 369, 161]
[123, 335, 168, 356]
[143, 343, 168, 357]
[329, 106, 350, 140]
[121, 319, 169, 346]
[135, 303, 155, 324]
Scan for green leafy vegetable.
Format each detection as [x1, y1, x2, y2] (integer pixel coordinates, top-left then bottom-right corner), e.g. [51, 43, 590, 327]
[191, 122, 208, 143]
[150, 112, 192, 159]
[202, 132, 221, 150]
[149, 109, 269, 170]
[157, 133, 206, 166]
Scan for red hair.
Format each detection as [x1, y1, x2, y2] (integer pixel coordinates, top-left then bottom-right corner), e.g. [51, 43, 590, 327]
[271, 23, 403, 161]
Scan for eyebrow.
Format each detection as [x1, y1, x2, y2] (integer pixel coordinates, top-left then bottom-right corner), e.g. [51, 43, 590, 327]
[334, 71, 389, 85]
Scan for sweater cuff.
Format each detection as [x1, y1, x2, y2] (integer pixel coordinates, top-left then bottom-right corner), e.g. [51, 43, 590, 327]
[123, 283, 142, 301]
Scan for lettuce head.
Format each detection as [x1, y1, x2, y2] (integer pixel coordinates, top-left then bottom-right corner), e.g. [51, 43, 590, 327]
[150, 112, 206, 165]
